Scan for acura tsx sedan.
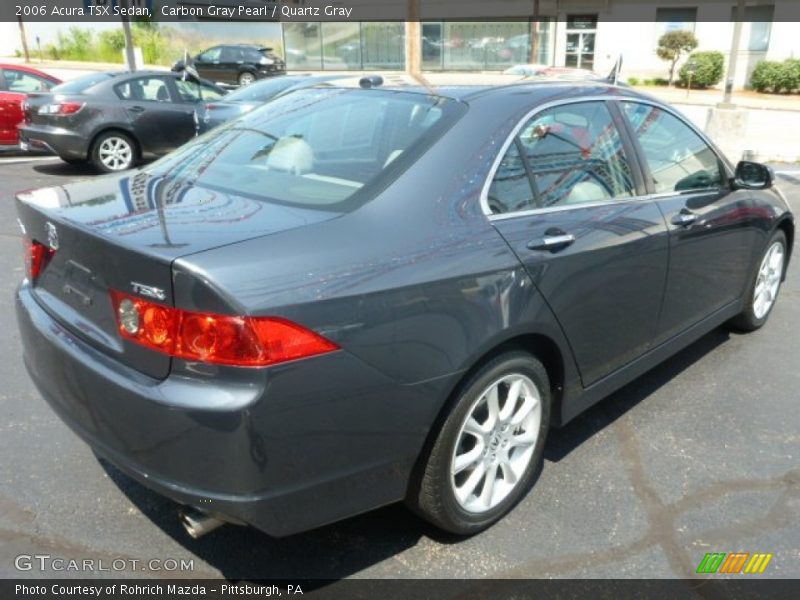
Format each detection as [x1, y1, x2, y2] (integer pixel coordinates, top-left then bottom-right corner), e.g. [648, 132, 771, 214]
[15, 78, 793, 537]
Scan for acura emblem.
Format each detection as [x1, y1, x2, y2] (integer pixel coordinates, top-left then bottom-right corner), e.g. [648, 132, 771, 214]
[45, 222, 59, 250]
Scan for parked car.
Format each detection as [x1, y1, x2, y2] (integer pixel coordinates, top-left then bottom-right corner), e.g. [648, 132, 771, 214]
[0, 64, 60, 148]
[172, 45, 286, 86]
[200, 74, 350, 132]
[19, 71, 225, 172]
[15, 80, 793, 538]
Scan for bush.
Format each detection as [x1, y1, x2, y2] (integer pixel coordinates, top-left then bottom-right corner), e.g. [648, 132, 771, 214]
[653, 77, 670, 86]
[627, 76, 640, 86]
[751, 59, 800, 93]
[678, 51, 724, 88]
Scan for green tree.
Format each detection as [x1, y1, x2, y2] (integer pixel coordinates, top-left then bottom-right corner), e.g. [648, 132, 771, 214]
[657, 30, 699, 85]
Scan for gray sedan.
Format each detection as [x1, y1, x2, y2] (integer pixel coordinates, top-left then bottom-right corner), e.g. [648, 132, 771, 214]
[14, 79, 794, 538]
[19, 71, 225, 172]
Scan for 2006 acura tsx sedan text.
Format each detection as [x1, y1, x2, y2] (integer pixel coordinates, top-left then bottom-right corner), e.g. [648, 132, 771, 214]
[15, 78, 794, 537]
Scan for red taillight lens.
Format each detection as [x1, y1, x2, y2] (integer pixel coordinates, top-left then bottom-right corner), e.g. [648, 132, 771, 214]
[24, 239, 55, 280]
[109, 290, 338, 367]
[39, 102, 85, 116]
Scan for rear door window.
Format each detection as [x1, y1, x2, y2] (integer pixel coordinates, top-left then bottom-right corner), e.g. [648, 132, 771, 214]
[115, 77, 172, 102]
[621, 102, 723, 194]
[488, 101, 635, 214]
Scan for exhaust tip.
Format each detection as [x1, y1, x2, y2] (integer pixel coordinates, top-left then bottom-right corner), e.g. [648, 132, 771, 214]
[179, 507, 224, 539]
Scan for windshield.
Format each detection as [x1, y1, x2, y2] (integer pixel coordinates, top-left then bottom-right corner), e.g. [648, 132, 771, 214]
[53, 72, 115, 94]
[224, 77, 303, 103]
[146, 88, 465, 211]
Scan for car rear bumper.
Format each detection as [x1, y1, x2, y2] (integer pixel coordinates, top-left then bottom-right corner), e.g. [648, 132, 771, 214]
[18, 125, 88, 159]
[16, 282, 448, 536]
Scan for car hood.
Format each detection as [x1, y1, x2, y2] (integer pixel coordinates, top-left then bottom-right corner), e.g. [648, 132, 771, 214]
[17, 169, 341, 263]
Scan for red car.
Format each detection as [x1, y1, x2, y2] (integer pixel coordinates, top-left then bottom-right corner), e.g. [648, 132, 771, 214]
[0, 64, 61, 147]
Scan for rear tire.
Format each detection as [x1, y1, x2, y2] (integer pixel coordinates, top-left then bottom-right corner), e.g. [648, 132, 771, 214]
[91, 131, 136, 173]
[238, 71, 256, 86]
[730, 230, 787, 332]
[407, 350, 550, 535]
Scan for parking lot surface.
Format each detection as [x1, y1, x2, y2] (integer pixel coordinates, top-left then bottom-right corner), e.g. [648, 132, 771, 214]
[0, 157, 798, 580]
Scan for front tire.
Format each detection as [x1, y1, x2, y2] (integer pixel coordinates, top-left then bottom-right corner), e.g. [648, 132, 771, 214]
[730, 230, 787, 332]
[407, 350, 551, 535]
[91, 132, 136, 173]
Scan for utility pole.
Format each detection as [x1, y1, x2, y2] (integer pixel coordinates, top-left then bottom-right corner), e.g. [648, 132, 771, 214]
[720, 0, 745, 108]
[17, 16, 30, 63]
[405, 0, 421, 76]
[529, 0, 540, 64]
[121, 14, 137, 71]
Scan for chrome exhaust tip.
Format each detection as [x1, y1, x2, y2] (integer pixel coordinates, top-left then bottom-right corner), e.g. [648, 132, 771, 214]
[179, 507, 225, 539]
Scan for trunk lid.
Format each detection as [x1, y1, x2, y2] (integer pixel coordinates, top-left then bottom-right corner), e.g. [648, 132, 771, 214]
[16, 170, 340, 379]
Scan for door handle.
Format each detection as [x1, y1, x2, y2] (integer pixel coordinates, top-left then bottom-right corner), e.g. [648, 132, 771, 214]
[127, 105, 146, 113]
[671, 209, 698, 227]
[527, 230, 576, 252]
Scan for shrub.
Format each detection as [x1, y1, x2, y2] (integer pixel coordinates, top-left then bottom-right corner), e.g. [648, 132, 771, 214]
[627, 76, 640, 86]
[656, 29, 698, 83]
[751, 59, 800, 93]
[678, 51, 724, 88]
[653, 77, 670, 86]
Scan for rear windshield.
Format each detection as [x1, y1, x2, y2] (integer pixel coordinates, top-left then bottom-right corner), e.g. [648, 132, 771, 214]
[223, 77, 301, 102]
[52, 72, 115, 94]
[146, 88, 465, 211]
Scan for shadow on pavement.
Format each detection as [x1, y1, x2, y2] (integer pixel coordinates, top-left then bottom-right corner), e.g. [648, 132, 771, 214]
[545, 327, 731, 463]
[33, 161, 100, 177]
[100, 326, 732, 581]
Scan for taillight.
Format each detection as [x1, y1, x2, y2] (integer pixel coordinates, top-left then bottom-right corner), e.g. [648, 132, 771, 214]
[24, 239, 55, 280]
[38, 102, 85, 116]
[110, 290, 339, 367]
[205, 103, 220, 110]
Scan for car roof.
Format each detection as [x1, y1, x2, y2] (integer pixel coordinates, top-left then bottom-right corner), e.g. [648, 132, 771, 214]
[319, 74, 642, 103]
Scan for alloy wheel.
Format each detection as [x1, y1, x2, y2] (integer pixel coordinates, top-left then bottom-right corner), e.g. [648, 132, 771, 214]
[753, 241, 785, 319]
[98, 137, 134, 171]
[450, 374, 541, 513]
[239, 72, 255, 85]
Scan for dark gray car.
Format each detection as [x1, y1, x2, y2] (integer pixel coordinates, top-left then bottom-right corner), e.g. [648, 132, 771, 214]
[19, 71, 226, 172]
[14, 81, 794, 538]
[200, 74, 350, 133]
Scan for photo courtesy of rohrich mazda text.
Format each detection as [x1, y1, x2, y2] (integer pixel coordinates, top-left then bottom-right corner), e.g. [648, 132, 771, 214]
[1, 0, 799, 596]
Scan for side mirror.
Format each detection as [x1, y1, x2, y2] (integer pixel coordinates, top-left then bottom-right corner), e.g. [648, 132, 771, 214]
[734, 160, 774, 190]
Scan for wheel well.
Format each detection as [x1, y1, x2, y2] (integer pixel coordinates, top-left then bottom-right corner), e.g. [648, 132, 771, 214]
[777, 218, 794, 261]
[407, 333, 566, 497]
[89, 128, 140, 160]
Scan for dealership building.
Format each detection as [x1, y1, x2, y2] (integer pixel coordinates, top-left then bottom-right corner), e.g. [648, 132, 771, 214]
[280, 0, 797, 86]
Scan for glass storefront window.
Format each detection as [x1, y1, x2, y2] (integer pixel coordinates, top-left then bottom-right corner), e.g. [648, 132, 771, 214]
[321, 22, 362, 70]
[284, 23, 322, 71]
[362, 22, 405, 70]
[441, 22, 534, 70]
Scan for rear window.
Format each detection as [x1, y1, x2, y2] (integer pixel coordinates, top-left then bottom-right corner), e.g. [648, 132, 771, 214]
[52, 72, 115, 94]
[146, 88, 464, 210]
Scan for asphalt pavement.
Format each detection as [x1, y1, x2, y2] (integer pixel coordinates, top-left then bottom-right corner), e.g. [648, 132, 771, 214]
[0, 157, 798, 580]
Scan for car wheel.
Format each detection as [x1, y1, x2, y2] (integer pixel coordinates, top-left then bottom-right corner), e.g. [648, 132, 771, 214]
[408, 350, 550, 535]
[91, 132, 136, 173]
[238, 71, 256, 86]
[730, 230, 787, 332]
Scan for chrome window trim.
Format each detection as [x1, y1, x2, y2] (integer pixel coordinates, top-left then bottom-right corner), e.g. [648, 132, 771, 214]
[480, 95, 731, 221]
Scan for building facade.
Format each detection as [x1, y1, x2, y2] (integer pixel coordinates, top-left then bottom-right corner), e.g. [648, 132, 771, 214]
[281, 1, 797, 87]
